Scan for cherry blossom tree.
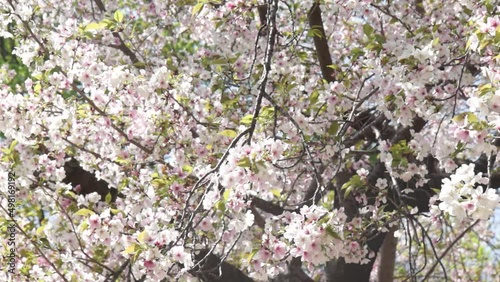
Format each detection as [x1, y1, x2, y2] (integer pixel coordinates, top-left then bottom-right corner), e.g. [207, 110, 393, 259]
[0, 0, 499, 281]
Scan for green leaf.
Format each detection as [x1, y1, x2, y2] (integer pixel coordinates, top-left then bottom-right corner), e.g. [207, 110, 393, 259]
[240, 114, 253, 125]
[237, 157, 251, 168]
[453, 112, 478, 125]
[74, 208, 95, 217]
[341, 180, 351, 191]
[214, 19, 225, 29]
[105, 193, 112, 204]
[137, 230, 147, 243]
[344, 185, 353, 198]
[223, 189, 231, 201]
[79, 221, 89, 232]
[384, 94, 395, 102]
[478, 83, 492, 96]
[36, 225, 45, 236]
[211, 58, 227, 65]
[309, 90, 319, 105]
[479, 37, 491, 51]
[132, 248, 143, 264]
[341, 175, 363, 198]
[327, 64, 341, 70]
[182, 165, 193, 174]
[114, 10, 124, 23]
[64, 190, 77, 199]
[297, 51, 308, 60]
[260, 106, 275, 119]
[215, 200, 226, 212]
[465, 112, 478, 124]
[374, 34, 386, 44]
[110, 209, 124, 215]
[122, 243, 137, 255]
[84, 22, 107, 31]
[326, 226, 342, 240]
[363, 24, 374, 37]
[192, 2, 204, 16]
[32, 73, 43, 81]
[115, 158, 131, 165]
[351, 47, 365, 61]
[33, 83, 41, 93]
[133, 61, 146, 69]
[309, 26, 324, 38]
[327, 121, 339, 136]
[152, 178, 167, 188]
[218, 129, 237, 138]
[431, 188, 441, 194]
[270, 188, 281, 197]
[9, 140, 18, 151]
[247, 249, 259, 262]
[366, 42, 382, 52]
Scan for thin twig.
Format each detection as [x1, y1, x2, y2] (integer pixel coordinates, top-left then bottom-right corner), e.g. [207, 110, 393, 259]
[421, 220, 479, 281]
[0, 204, 69, 282]
[247, 0, 279, 144]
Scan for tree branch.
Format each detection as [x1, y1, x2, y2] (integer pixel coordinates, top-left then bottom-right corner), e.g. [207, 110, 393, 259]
[247, 0, 279, 144]
[93, 0, 141, 65]
[421, 220, 479, 281]
[0, 205, 69, 282]
[251, 196, 285, 215]
[308, 2, 335, 82]
[193, 250, 254, 282]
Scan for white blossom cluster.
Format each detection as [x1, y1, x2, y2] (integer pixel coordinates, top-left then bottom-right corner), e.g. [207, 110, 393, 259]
[438, 164, 499, 220]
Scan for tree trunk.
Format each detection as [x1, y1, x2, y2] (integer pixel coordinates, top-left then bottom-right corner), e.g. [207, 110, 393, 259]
[377, 226, 398, 282]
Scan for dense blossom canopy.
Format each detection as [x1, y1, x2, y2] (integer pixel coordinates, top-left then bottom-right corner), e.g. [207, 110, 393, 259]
[0, 0, 499, 281]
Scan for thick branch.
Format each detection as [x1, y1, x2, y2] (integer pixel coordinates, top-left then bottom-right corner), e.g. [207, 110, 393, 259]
[251, 196, 285, 215]
[93, 0, 106, 12]
[193, 250, 254, 282]
[289, 257, 314, 282]
[378, 226, 398, 282]
[308, 3, 335, 82]
[63, 158, 118, 201]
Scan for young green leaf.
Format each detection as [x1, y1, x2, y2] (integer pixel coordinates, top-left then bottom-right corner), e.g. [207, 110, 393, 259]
[114, 10, 124, 23]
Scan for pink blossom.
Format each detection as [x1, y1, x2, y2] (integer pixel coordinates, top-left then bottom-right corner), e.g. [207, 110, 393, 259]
[144, 260, 155, 269]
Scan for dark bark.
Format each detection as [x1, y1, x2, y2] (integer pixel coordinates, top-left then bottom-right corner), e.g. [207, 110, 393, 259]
[63, 158, 118, 202]
[324, 118, 427, 281]
[377, 227, 397, 282]
[270, 258, 315, 282]
[251, 196, 286, 215]
[192, 250, 254, 282]
[308, 2, 335, 83]
[325, 232, 387, 281]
